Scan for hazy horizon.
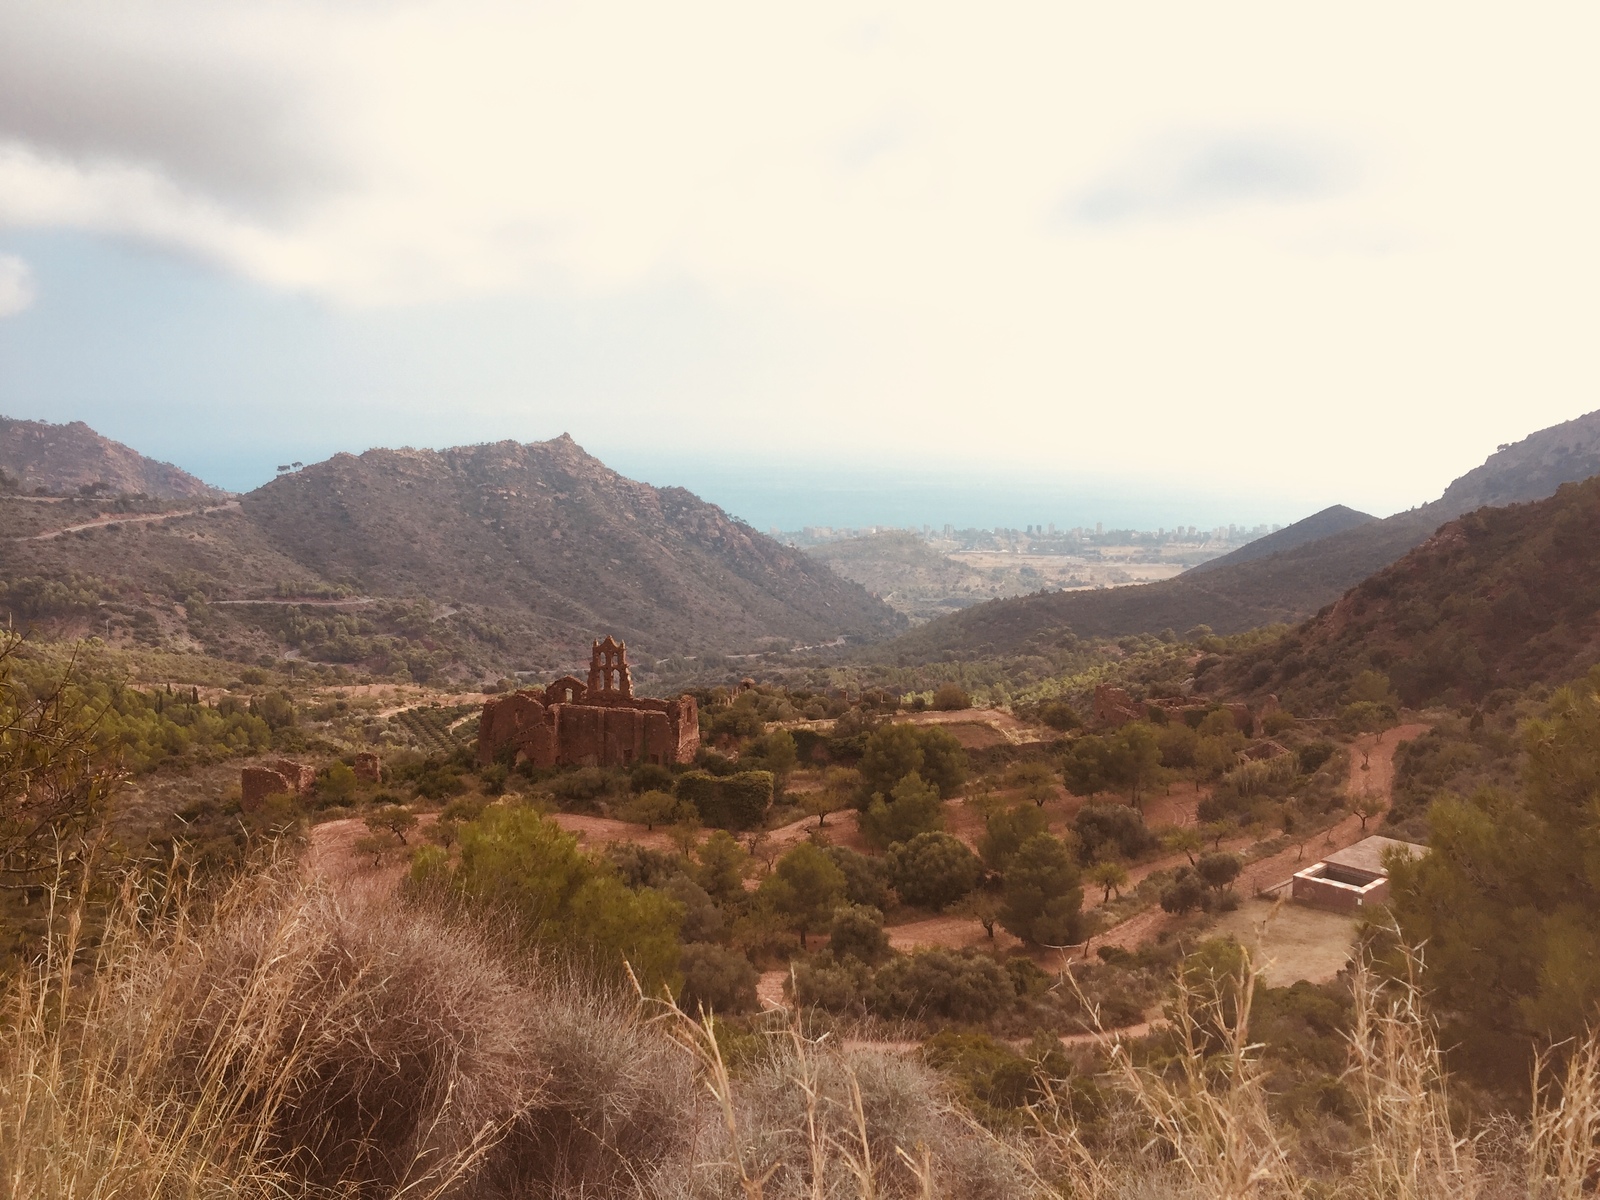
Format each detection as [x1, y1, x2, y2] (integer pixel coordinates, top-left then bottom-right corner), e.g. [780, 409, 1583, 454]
[2, 5, 1596, 530]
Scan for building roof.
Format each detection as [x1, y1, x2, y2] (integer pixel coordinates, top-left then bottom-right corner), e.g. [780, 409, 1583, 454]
[1323, 835, 1426, 877]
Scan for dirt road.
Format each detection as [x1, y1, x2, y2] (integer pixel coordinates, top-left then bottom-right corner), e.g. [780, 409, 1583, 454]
[14, 500, 239, 539]
[1092, 722, 1428, 955]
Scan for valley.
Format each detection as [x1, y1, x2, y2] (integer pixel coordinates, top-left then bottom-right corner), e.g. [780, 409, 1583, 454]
[5, 406, 1600, 1198]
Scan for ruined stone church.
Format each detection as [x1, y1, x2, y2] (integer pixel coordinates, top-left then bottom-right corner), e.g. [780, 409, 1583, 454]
[476, 636, 699, 768]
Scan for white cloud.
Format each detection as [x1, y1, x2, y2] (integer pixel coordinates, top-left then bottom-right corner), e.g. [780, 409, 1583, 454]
[0, 2, 1597, 510]
[1072, 132, 1349, 223]
[0, 254, 35, 317]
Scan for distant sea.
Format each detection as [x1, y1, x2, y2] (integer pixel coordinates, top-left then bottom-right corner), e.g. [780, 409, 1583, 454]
[604, 454, 1314, 536]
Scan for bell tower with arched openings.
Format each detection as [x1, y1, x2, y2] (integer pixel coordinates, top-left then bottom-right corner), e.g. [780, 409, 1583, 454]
[586, 635, 633, 700]
[477, 634, 695, 769]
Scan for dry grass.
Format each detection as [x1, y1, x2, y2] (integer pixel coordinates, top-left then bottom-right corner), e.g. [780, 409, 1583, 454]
[0, 857, 705, 1199]
[6, 859, 1600, 1200]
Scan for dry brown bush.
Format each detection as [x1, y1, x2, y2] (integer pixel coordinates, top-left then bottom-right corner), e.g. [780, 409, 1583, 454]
[0, 859, 706, 1199]
[10, 856, 1600, 1200]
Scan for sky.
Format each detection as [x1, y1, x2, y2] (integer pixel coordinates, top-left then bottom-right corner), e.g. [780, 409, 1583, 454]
[0, 2, 1597, 531]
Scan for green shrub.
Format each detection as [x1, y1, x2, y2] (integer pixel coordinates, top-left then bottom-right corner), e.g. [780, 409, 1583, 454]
[662, 876, 724, 944]
[1072, 802, 1154, 863]
[629, 762, 675, 793]
[887, 832, 980, 912]
[869, 949, 1013, 1022]
[922, 1030, 1062, 1118]
[859, 772, 945, 850]
[603, 842, 681, 890]
[550, 766, 620, 803]
[1037, 701, 1081, 732]
[824, 845, 890, 909]
[317, 762, 357, 805]
[827, 904, 891, 965]
[1159, 867, 1208, 915]
[410, 806, 684, 993]
[677, 943, 758, 1015]
[1298, 740, 1336, 774]
[676, 770, 772, 830]
[792, 952, 872, 1014]
[931, 683, 971, 711]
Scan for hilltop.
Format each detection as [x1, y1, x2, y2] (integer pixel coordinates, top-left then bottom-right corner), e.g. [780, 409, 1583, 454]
[0, 416, 225, 499]
[1186, 504, 1375, 574]
[873, 408, 1600, 661]
[1218, 473, 1600, 711]
[0, 432, 900, 679]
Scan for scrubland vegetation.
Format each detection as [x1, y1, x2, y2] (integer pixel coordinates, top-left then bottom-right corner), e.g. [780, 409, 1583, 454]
[7, 471, 1600, 1194]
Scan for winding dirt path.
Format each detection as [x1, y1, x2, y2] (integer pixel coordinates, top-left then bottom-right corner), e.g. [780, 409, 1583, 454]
[14, 500, 239, 539]
[1090, 723, 1428, 955]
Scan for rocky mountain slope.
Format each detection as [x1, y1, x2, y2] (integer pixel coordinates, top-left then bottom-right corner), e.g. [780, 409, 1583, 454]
[875, 408, 1600, 660]
[0, 433, 901, 679]
[1218, 474, 1600, 711]
[0, 416, 225, 499]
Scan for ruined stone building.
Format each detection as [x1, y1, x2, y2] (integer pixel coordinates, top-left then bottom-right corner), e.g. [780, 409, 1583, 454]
[476, 636, 699, 768]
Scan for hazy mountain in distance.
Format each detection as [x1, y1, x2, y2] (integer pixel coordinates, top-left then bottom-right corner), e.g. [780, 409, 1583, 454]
[1, 430, 901, 676]
[0, 416, 226, 499]
[874, 407, 1600, 660]
[1187, 505, 1375, 575]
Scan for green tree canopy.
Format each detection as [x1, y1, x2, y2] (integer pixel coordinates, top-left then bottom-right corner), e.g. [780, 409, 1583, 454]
[998, 833, 1084, 947]
[410, 806, 683, 993]
[1390, 671, 1600, 1079]
[760, 842, 846, 947]
[827, 903, 891, 965]
[858, 723, 967, 800]
[1061, 735, 1114, 797]
[694, 829, 749, 906]
[859, 771, 945, 850]
[979, 804, 1050, 873]
[1073, 802, 1155, 864]
[887, 831, 981, 911]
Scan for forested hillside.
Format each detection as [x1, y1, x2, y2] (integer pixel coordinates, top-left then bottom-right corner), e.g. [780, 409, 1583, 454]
[0, 433, 900, 680]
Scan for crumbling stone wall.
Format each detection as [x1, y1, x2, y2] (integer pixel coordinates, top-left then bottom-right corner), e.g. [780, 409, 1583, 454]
[240, 758, 315, 811]
[477, 637, 699, 769]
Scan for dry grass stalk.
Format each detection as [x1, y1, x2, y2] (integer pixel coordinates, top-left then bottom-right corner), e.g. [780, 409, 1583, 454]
[1528, 1032, 1600, 1199]
[1345, 943, 1481, 1200]
[2, 853, 703, 1200]
[1088, 958, 1303, 1200]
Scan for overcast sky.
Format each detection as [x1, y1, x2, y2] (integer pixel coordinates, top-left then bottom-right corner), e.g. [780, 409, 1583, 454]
[0, 2, 1596, 528]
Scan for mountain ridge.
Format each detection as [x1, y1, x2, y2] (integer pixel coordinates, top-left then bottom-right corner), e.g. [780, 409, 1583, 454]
[1216, 473, 1600, 712]
[0, 430, 901, 678]
[0, 416, 225, 500]
[870, 407, 1600, 661]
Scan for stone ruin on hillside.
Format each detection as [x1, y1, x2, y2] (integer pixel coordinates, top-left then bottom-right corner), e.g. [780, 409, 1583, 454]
[476, 636, 699, 769]
[240, 759, 316, 811]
